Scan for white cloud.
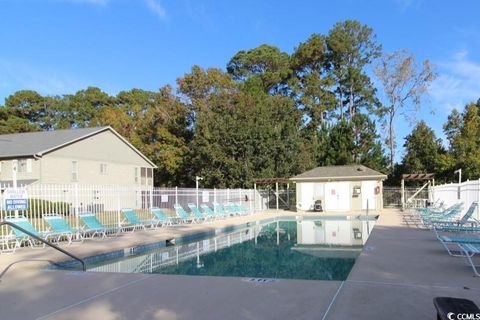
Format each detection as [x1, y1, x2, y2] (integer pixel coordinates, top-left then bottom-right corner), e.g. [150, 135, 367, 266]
[145, 0, 167, 21]
[393, 0, 424, 12]
[430, 50, 480, 113]
[394, 0, 414, 11]
[0, 58, 85, 99]
[58, 0, 109, 5]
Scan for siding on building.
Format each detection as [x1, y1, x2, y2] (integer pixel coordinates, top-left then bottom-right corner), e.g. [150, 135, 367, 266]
[0, 129, 155, 186]
[295, 179, 383, 212]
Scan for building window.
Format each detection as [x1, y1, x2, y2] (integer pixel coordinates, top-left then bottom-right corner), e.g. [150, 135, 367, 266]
[141, 167, 146, 185]
[147, 168, 153, 186]
[71, 161, 78, 182]
[135, 168, 153, 186]
[17, 159, 32, 173]
[100, 163, 108, 175]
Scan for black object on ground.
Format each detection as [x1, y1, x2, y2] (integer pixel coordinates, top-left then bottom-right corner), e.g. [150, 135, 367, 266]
[433, 297, 480, 320]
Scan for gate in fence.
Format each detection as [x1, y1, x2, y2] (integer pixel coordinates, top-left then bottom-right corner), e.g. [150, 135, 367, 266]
[383, 186, 430, 208]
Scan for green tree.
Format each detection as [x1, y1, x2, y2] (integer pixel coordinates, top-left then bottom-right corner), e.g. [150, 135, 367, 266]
[179, 66, 307, 188]
[320, 115, 387, 172]
[291, 33, 336, 132]
[61, 87, 114, 128]
[445, 101, 480, 180]
[322, 120, 354, 165]
[227, 44, 292, 94]
[98, 87, 192, 186]
[4, 90, 54, 130]
[374, 49, 437, 172]
[0, 107, 39, 133]
[351, 113, 388, 172]
[402, 121, 445, 174]
[326, 20, 381, 119]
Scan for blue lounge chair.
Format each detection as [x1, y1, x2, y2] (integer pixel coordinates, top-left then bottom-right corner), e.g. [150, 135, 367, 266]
[79, 212, 119, 238]
[417, 202, 460, 217]
[200, 204, 216, 219]
[213, 202, 227, 218]
[121, 208, 156, 231]
[437, 235, 480, 257]
[188, 203, 206, 221]
[173, 204, 195, 223]
[419, 203, 463, 219]
[237, 203, 250, 215]
[43, 214, 82, 244]
[4, 215, 54, 252]
[433, 224, 480, 235]
[225, 203, 240, 216]
[151, 207, 173, 226]
[420, 203, 464, 226]
[428, 202, 478, 228]
[457, 242, 480, 277]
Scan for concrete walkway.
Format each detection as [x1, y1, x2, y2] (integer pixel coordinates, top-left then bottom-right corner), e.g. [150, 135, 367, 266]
[0, 209, 479, 319]
[325, 208, 480, 319]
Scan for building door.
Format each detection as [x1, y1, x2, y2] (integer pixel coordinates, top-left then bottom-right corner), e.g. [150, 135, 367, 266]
[325, 221, 353, 245]
[300, 183, 314, 210]
[325, 182, 351, 211]
[362, 181, 376, 210]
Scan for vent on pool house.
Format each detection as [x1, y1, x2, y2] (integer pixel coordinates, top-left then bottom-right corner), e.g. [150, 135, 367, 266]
[246, 278, 278, 284]
[357, 166, 365, 172]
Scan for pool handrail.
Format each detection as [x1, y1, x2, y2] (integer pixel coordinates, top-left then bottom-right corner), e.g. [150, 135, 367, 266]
[0, 220, 86, 271]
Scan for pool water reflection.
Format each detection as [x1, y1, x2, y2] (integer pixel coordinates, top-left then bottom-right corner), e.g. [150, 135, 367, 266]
[86, 217, 375, 281]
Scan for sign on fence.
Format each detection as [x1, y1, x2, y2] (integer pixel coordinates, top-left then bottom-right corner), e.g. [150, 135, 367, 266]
[202, 191, 209, 203]
[3, 188, 29, 210]
[161, 195, 168, 203]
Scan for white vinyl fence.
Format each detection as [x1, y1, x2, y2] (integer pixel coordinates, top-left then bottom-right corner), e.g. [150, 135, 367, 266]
[0, 183, 268, 237]
[432, 179, 480, 219]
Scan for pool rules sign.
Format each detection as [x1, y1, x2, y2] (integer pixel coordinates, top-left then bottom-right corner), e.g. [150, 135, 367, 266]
[3, 188, 29, 211]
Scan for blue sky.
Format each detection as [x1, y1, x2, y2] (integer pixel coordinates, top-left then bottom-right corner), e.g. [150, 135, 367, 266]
[1, 0, 480, 160]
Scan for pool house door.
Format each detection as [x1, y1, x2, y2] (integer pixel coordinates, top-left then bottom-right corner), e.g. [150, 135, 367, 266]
[300, 182, 315, 210]
[325, 182, 351, 211]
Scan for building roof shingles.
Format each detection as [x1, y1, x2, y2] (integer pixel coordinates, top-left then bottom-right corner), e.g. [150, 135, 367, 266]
[0, 127, 108, 159]
[290, 165, 387, 181]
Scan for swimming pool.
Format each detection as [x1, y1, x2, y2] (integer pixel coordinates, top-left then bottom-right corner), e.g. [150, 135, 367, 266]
[57, 216, 376, 281]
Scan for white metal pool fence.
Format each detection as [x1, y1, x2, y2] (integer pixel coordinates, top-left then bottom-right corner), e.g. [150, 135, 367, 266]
[0, 183, 273, 237]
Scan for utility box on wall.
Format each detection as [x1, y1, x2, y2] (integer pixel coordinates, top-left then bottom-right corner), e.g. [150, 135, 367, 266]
[352, 186, 361, 198]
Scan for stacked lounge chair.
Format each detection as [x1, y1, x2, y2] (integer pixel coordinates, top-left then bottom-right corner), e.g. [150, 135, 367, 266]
[430, 201, 480, 276]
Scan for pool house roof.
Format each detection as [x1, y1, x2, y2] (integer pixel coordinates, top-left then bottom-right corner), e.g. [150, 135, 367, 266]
[290, 165, 387, 181]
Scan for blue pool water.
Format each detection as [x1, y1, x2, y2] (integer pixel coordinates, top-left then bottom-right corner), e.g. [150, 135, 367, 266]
[59, 216, 376, 281]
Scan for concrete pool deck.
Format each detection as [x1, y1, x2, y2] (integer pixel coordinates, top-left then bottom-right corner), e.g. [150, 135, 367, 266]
[0, 209, 479, 319]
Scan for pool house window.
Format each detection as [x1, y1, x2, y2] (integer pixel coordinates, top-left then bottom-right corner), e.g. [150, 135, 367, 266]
[100, 163, 108, 175]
